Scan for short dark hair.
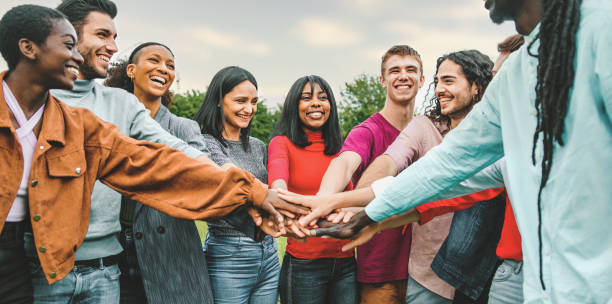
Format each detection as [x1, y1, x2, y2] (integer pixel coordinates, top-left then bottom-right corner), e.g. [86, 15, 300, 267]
[104, 42, 175, 106]
[498, 34, 525, 53]
[273, 75, 343, 156]
[381, 45, 423, 76]
[0, 5, 66, 70]
[425, 50, 494, 128]
[56, 0, 117, 36]
[193, 66, 258, 151]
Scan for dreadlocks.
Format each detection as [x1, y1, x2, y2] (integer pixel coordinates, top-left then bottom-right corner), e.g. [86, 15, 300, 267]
[528, 0, 582, 289]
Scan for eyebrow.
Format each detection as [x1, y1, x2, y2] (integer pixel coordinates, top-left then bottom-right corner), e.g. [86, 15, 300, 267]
[61, 34, 76, 43]
[439, 75, 457, 80]
[95, 28, 117, 38]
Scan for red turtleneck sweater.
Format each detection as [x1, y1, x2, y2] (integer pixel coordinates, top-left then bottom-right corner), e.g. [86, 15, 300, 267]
[268, 131, 354, 259]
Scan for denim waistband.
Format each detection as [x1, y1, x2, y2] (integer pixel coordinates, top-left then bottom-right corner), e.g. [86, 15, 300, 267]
[502, 259, 523, 274]
[0, 221, 26, 244]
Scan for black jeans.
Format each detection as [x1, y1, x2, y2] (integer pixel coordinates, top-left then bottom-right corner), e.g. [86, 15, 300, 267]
[279, 252, 358, 304]
[0, 221, 33, 304]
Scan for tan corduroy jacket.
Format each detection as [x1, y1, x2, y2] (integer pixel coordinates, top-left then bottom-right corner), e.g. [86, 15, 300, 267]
[0, 72, 268, 284]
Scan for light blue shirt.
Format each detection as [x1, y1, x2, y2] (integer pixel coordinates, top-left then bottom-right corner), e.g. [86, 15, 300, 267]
[365, 1, 612, 302]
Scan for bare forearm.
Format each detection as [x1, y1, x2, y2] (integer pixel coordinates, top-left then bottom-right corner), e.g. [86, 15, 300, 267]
[318, 152, 361, 195]
[379, 209, 420, 231]
[329, 187, 376, 210]
[355, 155, 398, 189]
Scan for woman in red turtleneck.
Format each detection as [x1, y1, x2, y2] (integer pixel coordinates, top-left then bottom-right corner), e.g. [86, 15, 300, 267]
[269, 75, 357, 304]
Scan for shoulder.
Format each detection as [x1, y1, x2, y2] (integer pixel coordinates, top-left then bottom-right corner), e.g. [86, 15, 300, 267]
[249, 136, 267, 151]
[269, 135, 290, 146]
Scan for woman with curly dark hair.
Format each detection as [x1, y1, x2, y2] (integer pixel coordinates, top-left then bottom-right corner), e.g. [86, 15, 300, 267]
[105, 43, 214, 304]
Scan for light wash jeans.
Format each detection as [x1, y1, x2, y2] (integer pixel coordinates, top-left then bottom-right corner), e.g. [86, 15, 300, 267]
[204, 234, 280, 304]
[405, 275, 452, 304]
[488, 259, 523, 304]
[29, 259, 121, 304]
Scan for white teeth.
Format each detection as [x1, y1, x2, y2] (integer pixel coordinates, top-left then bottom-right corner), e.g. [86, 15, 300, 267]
[97, 55, 110, 62]
[150, 76, 166, 84]
[397, 85, 409, 89]
[67, 67, 79, 76]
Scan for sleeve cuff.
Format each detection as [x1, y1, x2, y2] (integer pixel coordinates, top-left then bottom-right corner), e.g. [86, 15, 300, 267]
[371, 176, 395, 197]
[249, 179, 269, 208]
[364, 197, 389, 222]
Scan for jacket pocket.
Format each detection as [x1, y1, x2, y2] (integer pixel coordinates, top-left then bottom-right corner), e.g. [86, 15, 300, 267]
[46, 149, 87, 177]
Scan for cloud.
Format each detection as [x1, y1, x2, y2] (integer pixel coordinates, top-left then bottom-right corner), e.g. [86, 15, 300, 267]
[190, 27, 270, 56]
[295, 17, 363, 47]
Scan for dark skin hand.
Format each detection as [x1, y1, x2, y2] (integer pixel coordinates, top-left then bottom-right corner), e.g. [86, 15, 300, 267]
[258, 190, 311, 229]
[309, 210, 375, 238]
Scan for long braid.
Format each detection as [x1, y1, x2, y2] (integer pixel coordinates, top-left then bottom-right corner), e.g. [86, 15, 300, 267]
[529, 0, 582, 289]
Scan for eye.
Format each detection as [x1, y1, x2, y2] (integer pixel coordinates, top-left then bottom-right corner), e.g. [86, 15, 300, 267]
[65, 42, 75, 50]
[167, 63, 175, 70]
[148, 58, 159, 63]
[318, 94, 328, 100]
[301, 95, 312, 100]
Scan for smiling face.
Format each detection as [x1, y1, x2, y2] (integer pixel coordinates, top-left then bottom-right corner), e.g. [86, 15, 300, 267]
[435, 59, 478, 120]
[36, 18, 84, 90]
[298, 82, 331, 132]
[380, 55, 425, 104]
[221, 80, 258, 138]
[75, 11, 117, 79]
[126, 45, 175, 100]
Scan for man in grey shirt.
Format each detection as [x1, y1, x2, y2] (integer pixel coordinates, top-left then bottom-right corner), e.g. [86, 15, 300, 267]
[25, 0, 216, 303]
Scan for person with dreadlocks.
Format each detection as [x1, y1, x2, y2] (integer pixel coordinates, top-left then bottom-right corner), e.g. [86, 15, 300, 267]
[296, 0, 612, 302]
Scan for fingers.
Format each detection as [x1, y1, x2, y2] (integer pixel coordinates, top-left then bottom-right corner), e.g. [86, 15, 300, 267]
[342, 211, 355, 223]
[279, 209, 297, 219]
[277, 193, 317, 209]
[247, 207, 263, 226]
[298, 207, 332, 227]
[275, 200, 310, 215]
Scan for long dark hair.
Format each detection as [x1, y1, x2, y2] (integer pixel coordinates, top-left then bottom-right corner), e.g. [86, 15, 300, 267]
[273, 75, 342, 155]
[424, 50, 493, 128]
[104, 42, 175, 106]
[193, 66, 257, 151]
[527, 0, 582, 289]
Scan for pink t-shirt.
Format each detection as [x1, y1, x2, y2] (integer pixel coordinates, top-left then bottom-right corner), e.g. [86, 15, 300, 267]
[385, 115, 455, 299]
[340, 113, 412, 283]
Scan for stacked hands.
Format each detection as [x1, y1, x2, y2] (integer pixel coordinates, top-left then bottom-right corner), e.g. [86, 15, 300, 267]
[253, 189, 390, 252]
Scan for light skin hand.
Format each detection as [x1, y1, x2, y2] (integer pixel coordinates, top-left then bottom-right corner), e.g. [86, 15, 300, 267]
[327, 207, 363, 224]
[278, 187, 375, 227]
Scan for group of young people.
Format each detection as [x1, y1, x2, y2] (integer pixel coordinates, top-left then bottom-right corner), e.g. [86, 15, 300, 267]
[0, 0, 610, 304]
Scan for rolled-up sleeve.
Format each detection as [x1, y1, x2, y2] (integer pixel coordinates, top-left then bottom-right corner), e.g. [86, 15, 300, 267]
[365, 91, 505, 222]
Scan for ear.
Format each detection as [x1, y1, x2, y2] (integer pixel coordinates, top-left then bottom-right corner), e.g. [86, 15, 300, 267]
[471, 82, 479, 98]
[418, 73, 425, 88]
[379, 75, 386, 89]
[125, 63, 136, 80]
[18, 38, 39, 61]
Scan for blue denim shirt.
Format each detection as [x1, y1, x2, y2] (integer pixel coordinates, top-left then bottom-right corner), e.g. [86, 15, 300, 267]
[431, 194, 505, 300]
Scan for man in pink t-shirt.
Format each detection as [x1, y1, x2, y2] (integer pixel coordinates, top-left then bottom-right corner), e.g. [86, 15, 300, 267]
[317, 45, 425, 303]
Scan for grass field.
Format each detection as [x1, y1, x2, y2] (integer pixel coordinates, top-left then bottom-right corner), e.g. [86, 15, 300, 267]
[195, 221, 287, 262]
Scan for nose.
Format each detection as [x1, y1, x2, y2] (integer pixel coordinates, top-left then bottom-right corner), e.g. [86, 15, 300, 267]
[72, 48, 84, 65]
[106, 37, 118, 55]
[435, 82, 445, 97]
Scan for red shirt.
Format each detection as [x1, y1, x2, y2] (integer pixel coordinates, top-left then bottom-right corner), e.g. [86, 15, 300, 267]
[416, 189, 523, 261]
[268, 132, 354, 259]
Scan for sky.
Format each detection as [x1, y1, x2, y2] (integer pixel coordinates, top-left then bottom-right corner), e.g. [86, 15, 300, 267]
[1, 0, 517, 109]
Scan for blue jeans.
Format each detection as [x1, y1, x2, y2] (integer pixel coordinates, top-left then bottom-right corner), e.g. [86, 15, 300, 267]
[279, 253, 357, 304]
[204, 234, 280, 304]
[488, 260, 523, 304]
[405, 275, 452, 304]
[29, 259, 120, 304]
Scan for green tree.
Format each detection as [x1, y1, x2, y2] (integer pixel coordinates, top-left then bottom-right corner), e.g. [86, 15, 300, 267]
[250, 101, 281, 145]
[169, 89, 206, 119]
[339, 74, 386, 136]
